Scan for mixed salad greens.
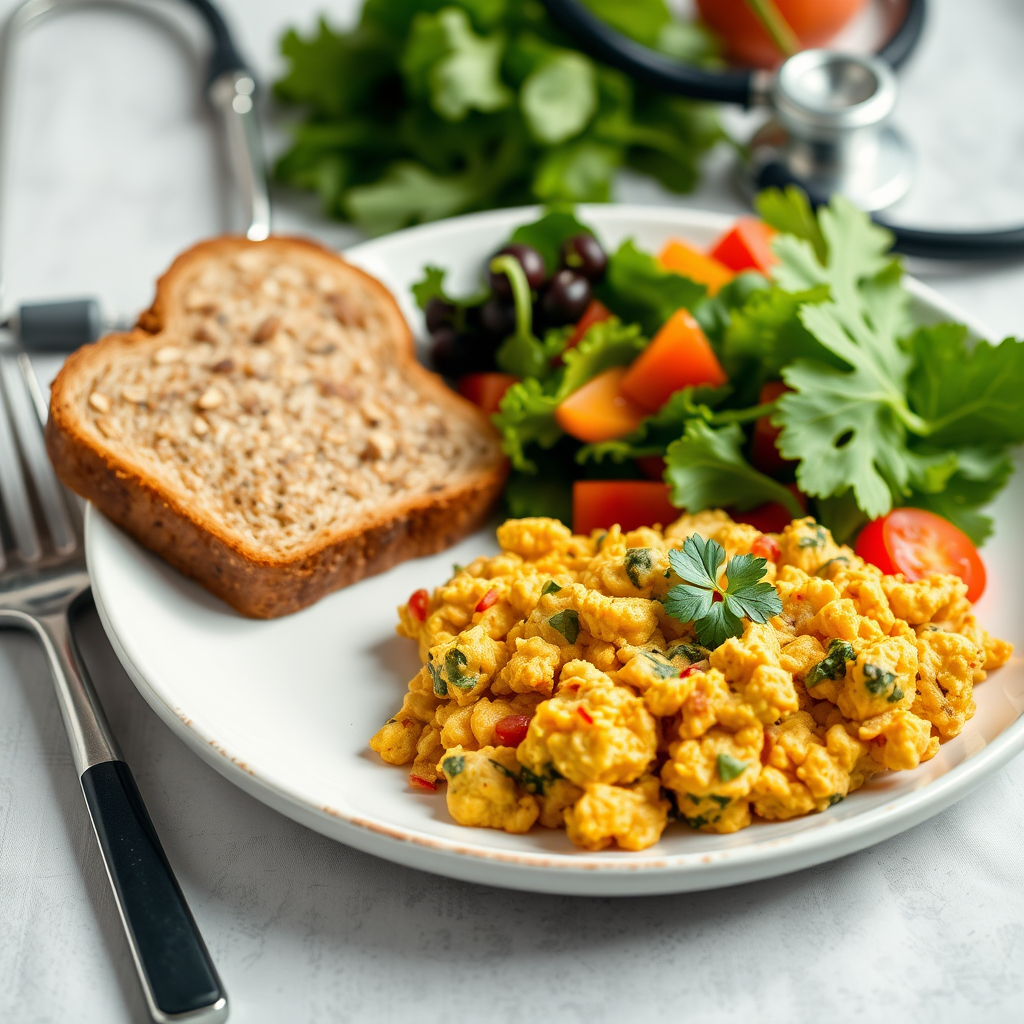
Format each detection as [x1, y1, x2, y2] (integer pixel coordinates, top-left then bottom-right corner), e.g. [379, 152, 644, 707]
[413, 187, 1024, 550]
[273, 0, 722, 235]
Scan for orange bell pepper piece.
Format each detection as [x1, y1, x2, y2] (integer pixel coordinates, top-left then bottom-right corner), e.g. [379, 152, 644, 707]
[658, 239, 735, 295]
[555, 366, 647, 443]
[619, 308, 727, 412]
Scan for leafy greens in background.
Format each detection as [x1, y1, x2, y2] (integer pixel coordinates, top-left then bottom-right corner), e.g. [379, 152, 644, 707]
[273, 0, 724, 234]
[472, 189, 1024, 545]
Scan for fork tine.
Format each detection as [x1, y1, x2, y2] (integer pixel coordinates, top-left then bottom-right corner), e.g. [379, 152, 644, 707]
[0, 357, 42, 562]
[18, 351, 49, 425]
[1, 354, 78, 555]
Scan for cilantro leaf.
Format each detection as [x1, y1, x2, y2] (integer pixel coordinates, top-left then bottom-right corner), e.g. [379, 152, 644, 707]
[806, 639, 856, 688]
[668, 535, 721, 591]
[771, 193, 900, 313]
[597, 240, 706, 336]
[776, 295, 924, 520]
[716, 754, 748, 782]
[548, 609, 580, 643]
[905, 325, 1024, 447]
[444, 648, 478, 691]
[400, 7, 512, 121]
[664, 421, 804, 516]
[274, 5, 721, 228]
[906, 447, 1013, 545]
[344, 161, 485, 235]
[521, 51, 598, 145]
[663, 583, 715, 626]
[664, 535, 781, 649]
[721, 553, 780, 621]
[755, 186, 826, 262]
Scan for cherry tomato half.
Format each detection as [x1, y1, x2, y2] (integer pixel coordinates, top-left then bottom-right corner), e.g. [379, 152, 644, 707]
[854, 508, 986, 603]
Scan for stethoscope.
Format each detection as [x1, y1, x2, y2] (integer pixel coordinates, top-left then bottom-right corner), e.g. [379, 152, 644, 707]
[0, 0, 268, 350]
[2, 0, 1020, 356]
[542, 0, 1024, 260]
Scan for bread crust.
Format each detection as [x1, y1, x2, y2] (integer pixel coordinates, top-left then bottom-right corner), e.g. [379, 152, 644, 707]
[46, 235, 507, 618]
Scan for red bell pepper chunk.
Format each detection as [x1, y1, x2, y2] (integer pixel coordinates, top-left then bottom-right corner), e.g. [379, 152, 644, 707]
[408, 588, 430, 622]
[709, 218, 778, 274]
[573, 480, 681, 535]
[566, 299, 612, 351]
[457, 372, 519, 415]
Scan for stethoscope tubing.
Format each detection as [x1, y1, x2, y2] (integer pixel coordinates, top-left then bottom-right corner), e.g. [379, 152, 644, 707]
[541, 0, 1024, 261]
[0, 0, 268, 313]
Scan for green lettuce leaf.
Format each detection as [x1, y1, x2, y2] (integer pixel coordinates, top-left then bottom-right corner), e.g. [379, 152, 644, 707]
[410, 265, 485, 310]
[558, 318, 647, 396]
[577, 386, 729, 464]
[492, 317, 647, 471]
[491, 378, 561, 472]
[664, 421, 804, 515]
[597, 240, 706, 336]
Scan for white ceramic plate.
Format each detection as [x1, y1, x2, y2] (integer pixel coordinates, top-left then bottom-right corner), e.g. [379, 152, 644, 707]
[87, 205, 1024, 896]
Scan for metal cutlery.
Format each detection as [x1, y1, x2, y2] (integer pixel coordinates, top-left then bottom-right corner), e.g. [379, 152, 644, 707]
[0, 352, 228, 1023]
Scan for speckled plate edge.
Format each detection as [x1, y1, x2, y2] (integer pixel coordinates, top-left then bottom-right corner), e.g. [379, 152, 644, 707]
[87, 204, 1024, 896]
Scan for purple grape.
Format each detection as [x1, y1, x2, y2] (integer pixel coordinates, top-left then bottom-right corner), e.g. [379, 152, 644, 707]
[541, 270, 592, 325]
[425, 297, 456, 333]
[488, 243, 546, 297]
[562, 233, 607, 282]
[480, 296, 517, 338]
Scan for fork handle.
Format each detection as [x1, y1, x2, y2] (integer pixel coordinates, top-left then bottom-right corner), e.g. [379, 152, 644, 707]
[34, 609, 228, 1024]
[81, 760, 227, 1023]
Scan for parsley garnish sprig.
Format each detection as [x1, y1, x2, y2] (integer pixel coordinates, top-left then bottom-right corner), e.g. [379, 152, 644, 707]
[664, 535, 782, 649]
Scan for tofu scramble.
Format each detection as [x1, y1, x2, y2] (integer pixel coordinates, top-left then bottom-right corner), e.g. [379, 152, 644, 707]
[369, 514, 1013, 851]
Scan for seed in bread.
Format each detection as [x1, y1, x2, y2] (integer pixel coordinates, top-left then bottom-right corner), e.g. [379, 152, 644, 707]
[47, 236, 508, 618]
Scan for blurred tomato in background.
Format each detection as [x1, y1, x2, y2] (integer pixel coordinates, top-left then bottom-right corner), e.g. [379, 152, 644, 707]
[695, 0, 868, 67]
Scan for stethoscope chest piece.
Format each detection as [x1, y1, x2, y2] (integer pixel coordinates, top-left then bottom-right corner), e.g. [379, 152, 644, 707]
[743, 49, 915, 212]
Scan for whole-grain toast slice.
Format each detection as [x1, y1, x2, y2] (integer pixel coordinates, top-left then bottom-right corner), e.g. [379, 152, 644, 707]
[46, 236, 507, 618]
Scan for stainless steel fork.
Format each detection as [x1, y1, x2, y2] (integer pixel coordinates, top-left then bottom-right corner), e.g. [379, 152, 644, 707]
[0, 352, 228, 1024]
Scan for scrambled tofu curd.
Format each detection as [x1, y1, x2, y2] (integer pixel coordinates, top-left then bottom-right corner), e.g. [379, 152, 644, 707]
[370, 514, 1012, 852]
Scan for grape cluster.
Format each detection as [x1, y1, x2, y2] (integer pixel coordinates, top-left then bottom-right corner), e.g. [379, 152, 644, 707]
[427, 233, 608, 378]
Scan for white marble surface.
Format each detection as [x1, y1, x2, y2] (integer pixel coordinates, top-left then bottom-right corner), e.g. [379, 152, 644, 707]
[2, 1, 1024, 1021]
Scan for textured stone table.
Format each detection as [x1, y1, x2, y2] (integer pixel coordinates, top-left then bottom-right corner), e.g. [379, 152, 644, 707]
[2, 1, 1023, 1021]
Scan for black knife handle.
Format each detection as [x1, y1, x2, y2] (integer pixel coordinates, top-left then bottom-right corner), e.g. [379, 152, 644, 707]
[81, 760, 228, 1023]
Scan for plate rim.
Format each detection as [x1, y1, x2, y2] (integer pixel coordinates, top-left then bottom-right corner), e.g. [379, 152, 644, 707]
[86, 202, 1020, 894]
